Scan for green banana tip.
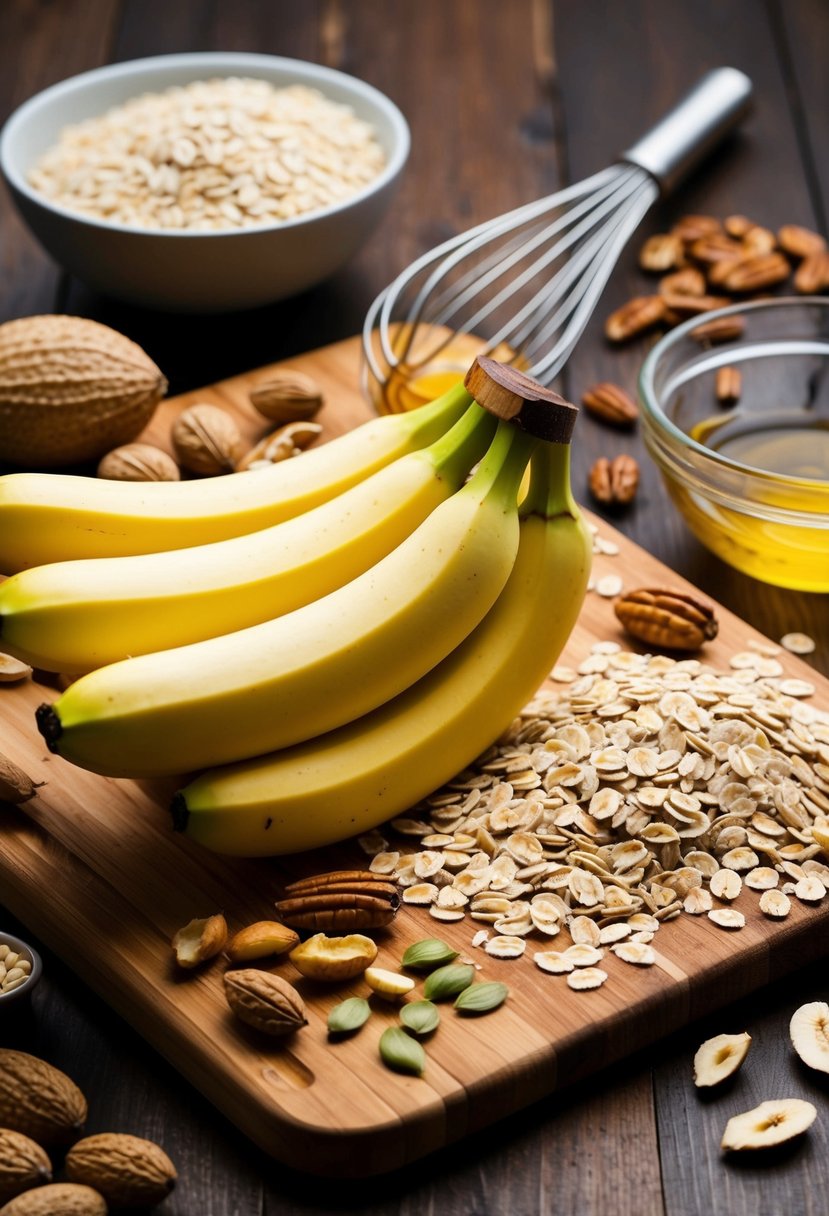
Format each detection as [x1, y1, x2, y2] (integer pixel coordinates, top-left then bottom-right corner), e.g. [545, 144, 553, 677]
[170, 791, 189, 833]
[35, 702, 62, 753]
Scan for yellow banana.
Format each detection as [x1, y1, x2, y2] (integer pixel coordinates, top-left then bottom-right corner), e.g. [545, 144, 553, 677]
[171, 442, 591, 855]
[0, 384, 471, 572]
[0, 403, 496, 672]
[37, 420, 534, 777]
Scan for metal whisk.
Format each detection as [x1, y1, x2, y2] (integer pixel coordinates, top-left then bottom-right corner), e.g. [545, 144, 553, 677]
[363, 68, 753, 408]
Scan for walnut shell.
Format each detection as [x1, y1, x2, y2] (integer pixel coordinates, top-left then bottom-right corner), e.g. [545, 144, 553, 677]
[248, 370, 323, 423]
[223, 969, 307, 1036]
[96, 443, 180, 482]
[65, 1133, 176, 1208]
[171, 403, 243, 476]
[0, 1050, 87, 1147]
[0, 315, 166, 468]
[0, 1128, 52, 1204]
[0, 1182, 107, 1215]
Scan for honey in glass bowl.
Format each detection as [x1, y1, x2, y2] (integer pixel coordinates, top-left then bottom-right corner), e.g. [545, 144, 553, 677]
[639, 298, 829, 592]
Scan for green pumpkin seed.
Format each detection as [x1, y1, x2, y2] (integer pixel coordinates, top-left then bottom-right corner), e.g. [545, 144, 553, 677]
[379, 1026, 426, 1075]
[400, 1000, 440, 1037]
[327, 996, 370, 1036]
[423, 963, 475, 1002]
[454, 981, 509, 1015]
[402, 938, 459, 972]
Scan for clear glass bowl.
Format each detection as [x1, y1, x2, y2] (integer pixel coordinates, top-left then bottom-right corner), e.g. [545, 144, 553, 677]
[639, 297, 829, 592]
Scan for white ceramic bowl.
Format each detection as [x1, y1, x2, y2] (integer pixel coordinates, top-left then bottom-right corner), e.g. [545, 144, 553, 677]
[0, 53, 410, 312]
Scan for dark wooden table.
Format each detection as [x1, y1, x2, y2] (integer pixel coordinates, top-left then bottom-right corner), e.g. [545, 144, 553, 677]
[2, 3, 828, 1213]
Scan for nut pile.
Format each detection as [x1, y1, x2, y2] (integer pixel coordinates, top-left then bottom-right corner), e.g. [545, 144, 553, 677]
[97, 367, 325, 482]
[30, 78, 386, 230]
[0, 944, 32, 995]
[582, 214, 828, 510]
[359, 643, 829, 995]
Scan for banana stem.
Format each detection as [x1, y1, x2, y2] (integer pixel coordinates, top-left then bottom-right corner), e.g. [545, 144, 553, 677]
[522, 443, 579, 519]
[425, 402, 498, 484]
[397, 382, 474, 444]
[466, 421, 536, 504]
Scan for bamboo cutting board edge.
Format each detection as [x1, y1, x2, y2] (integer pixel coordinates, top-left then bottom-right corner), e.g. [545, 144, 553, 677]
[1, 335, 828, 1177]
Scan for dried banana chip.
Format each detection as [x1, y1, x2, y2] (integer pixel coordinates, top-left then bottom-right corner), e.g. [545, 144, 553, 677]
[721, 1099, 817, 1151]
[693, 1031, 751, 1087]
[790, 1002, 829, 1074]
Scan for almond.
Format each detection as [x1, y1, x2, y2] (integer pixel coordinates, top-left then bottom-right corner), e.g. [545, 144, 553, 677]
[225, 920, 300, 963]
[0, 1050, 87, 1147]
[65, 1133, 176, 1208]
[0, 1129, 52, 1205]
[0, 1182, 106, 1215]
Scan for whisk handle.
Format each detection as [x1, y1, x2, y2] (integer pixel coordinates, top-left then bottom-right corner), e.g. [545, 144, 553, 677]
[621, 67, 753, 196]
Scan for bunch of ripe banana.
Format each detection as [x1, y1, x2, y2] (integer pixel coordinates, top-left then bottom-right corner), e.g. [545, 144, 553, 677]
[0, 358, 592, 855]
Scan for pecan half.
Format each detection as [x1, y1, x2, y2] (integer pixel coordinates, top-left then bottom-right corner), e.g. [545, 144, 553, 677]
[741, 225, 777, 256]
[690, 316, 746, 344]
[589, 454, 639, 506]
[688, 233, 744, 265]
[794, 251, 829, 294]
[722, 253, 790, 292]
[724, 214, 754, 239]
[671, 215, 722, 243]
[614, 588, 719, 651]
[778, 225, 826, 261]
[639, 234, 683, 273]
[604, 296, 666, 343]
[276, 870, 400, 931]
[581, 382, 639, 427]
[659, 267, 706, 298]
[716, 367, 742, 404]
[659, 291, 731, 317]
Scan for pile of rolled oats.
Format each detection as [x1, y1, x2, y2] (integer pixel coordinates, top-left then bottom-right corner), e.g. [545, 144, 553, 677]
[29, 78, 385, 230]
[361, 643, 829, 995]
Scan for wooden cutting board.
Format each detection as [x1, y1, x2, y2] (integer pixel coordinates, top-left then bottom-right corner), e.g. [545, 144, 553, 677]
[1, 335, 827, 1177]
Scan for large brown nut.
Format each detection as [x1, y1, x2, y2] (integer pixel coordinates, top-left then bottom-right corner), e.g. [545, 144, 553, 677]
[65, 1133, 177, 1208]
[614, 588, 718, 652]
[0, 1050, 87, 1147]
[171, 403, 243, 476]
[581, 383, 638, 427]
[722, 252, 790, 293]
[249, 370, 323, 423]
[794, 250, 829, 294]
[604, 296, 666, 343]
[0, 1129, 52, 1205]
[0, 315, 167, 468]
[778, 224, 826, 260]
[588, 455, 639, 506]
[275, 870, 400, 932]
[223, 969, 308, 1037]
[0, 1182, 107, 1215]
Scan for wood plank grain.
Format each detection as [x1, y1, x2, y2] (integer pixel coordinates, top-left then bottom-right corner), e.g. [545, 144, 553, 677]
[772, 0, 829, 233]
[0, 0, 120, 322]
[656, 960, 829, 1216]
[550, 0, 829, 673]
[2, 335, 827, 1178]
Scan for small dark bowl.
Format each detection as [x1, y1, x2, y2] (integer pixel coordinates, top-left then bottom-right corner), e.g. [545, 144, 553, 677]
[0, 931, 43, 1007]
